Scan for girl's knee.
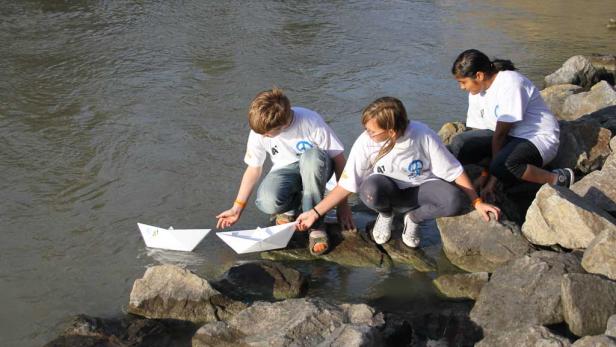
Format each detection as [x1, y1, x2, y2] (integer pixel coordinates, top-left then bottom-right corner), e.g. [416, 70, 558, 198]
[359, 176, 391, 210]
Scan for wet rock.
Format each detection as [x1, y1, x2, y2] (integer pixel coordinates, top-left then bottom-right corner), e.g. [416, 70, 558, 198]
[192, 298, 386, 347]
[432, 272, 489, 300]
[541, 84, 584, 119]
[437, 210, 532, 273]
[522, 185, 616, 249]
[127, 264, 246, 324]
[476, 325, 572, 347]
[381, 238, 437, 272]
[545, 55, 612, 90]
[261, 227, 393, 268]
[561, 81, 616, 120]
[572, 335, 616, 347]
[562, 273, 616, 336]
[550, 119, 612, 175]
[214, 261, 307, 301]
[470, 251, 584, 334]
[578, 105, 616, 135]
[438, 121, 466, 145]
[582, 229, 616, 280]
[571, 159, 616, 215]
[607, 315, 616, 337]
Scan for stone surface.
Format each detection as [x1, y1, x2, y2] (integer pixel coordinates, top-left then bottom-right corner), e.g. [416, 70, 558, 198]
[433, 272, 489, 300]
[541, 84, 584, 120]
[127, 264, 246, 324]
[476, 325, 572, 347]
[261, 227, 393, 268]
[562, 273, 616, 337]
[522, 185, 616, 249]
[381, 238, 438, 272]
[607, 315, 616, 337]
[437, 210, 532, 273]
[578, 105, 616, 136]
[438, 121, 466, 145]
[572, 162, 616, 215]
[572, 335, 616, 347]
[214, 261, 307, 301]
[562, 81, 616, 120]
[192, 298, 386, 347]
[470, 251, 584, 334]
[550, 119, 612, 175]
[545, 55, 612, 90]
[582, 229, 616, 280]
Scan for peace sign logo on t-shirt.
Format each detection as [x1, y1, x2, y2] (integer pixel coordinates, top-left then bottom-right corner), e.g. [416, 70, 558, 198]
[407, 160, 423, 178]
[295, 140, 314, 153]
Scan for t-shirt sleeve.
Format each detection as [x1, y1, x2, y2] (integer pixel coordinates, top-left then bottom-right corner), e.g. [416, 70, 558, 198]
[310, 117, 345, 158]
[338, 137, 368, 193]
[426, 128, 464, 182]
[243, 131, 267, 167]
[495, 82, 528, 123]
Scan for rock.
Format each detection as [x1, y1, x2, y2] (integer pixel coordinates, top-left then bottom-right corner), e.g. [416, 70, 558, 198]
[470, 251, 584, 334]
[437, 210, 532, 273]
[578, 105, 616, 136]
[127, 264, 246, 324]
[522, 185, 616, 249]
[550, 119, 612, 175]
[590, 55, 616, 83]
[572, 335, 616, 347]
[561, 81, 616, 120]
[545, 55, 611, 90]
[438, 121, 466, 145]
[192, 298, 386, 347]
[541, 84, 584, 119]
[433, 272, 489, 300]
[214, 261, 307, 301]
[582, 229, 616, 280]
[261, 227, 393, 268]
[381, 237, 437, 272]
[607, 315, 616, 337]
[562, 273, 616, 336]
[572, 163, 616, 215]
[476, 325, 572, 347]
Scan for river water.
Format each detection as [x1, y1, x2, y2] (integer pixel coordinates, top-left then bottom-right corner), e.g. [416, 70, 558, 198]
[1, 0, 614, 345]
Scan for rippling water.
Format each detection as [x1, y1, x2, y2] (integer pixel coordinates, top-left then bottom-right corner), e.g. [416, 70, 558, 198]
[1, 0, 614, 345]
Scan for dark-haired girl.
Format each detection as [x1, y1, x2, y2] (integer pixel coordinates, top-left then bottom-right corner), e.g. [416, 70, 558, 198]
[450, 49, 574, 201]
[296, 97, 500, 248]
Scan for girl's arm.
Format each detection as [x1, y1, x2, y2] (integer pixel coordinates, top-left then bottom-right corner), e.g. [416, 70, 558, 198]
[296, 185, 352, 231]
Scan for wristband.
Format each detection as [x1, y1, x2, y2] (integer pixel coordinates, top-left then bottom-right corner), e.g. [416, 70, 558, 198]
[234, 199, 247, 209]
[472, 197, 483, 208]
[312, 207, 322, 219]
[480, 169, 489, 177]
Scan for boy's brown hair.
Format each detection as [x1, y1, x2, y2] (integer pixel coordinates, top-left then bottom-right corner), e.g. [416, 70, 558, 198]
[248, 88, 292, 134]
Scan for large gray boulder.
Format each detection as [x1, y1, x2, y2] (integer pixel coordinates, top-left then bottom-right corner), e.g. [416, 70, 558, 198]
[550, 119, 612, 175]
[572, 159, 616, 215]
[578, 105, 616, 136]
[437, 211, 532, 273]
[562, 273, 616, 337]
[127, 265, 246, 324]
[522, 185, 616, 249]
[545, 55, 611, 90]
[470, 251, 584, 334]
[572, 335, 616, 347]
[192, 298, 386, 347]
[582, 229, 616, 280]
[432, 272, 489, 300]
[541, 84, 584, 120]
[561, 81, 616, 120]
[476, 325, 572, 347]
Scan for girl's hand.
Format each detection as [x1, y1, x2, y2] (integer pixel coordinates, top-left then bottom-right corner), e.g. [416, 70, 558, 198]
[216, 206, 242, 229]
[296, 210, 319, 231]
[475, 201, 501, 222]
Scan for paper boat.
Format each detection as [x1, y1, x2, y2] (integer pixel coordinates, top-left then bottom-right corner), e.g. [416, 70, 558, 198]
[216, 222, 297, 254]
[138, 223, 211, 252]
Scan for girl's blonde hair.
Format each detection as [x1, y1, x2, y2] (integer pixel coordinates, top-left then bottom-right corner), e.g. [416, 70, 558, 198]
[361, 97, 409, 166]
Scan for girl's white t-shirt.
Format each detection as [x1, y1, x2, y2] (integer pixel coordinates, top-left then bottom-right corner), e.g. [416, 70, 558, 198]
[338, 121, 464, 193]
[466, 70, 560, 164]
[244, 107, 344, 171]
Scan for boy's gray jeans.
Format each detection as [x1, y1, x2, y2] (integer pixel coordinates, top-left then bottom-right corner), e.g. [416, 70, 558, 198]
[255, 148, 333, 227]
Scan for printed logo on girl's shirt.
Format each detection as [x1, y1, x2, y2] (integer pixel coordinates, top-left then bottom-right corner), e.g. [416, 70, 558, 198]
[407, 160, 423, 178]
[494, 104, 500, 118]
[295, 140, 314, 153]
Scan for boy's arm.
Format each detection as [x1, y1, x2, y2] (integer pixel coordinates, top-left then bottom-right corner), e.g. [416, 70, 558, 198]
[216, 165, 262, 229]
[331, 153, 355, 230]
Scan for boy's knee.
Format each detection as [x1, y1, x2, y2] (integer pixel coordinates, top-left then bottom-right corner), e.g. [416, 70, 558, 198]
[255, 195, 285, 214]
[299, 148, 328, 167]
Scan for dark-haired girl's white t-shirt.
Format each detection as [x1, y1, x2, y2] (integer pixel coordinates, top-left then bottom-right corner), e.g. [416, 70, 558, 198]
[466, 70, 560, 164]
[338, 121, 463, 193]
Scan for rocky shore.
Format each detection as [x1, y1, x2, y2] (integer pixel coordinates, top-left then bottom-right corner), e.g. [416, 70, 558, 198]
[45, 55, 616, 346]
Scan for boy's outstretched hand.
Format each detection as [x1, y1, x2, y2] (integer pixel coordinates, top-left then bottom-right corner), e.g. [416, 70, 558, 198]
[475, 201, 501, 222]
[216, 206, 242, 229]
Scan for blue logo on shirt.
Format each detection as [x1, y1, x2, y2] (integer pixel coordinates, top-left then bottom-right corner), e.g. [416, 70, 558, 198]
[407, 160, 423, 178]
[295, 140, 313, 153]
[494, 105, 500, 118]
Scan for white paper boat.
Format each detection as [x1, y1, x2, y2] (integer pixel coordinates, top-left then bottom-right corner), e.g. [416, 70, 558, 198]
[138, 223, 211, 252]
[216, 222, 297, 254]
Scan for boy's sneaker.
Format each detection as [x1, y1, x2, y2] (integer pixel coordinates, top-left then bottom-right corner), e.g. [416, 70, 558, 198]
[552, 168, 575, 188]
[402, 212, 421, 248]
[371, 213, 393, 244]
[275, 211, 296, 225]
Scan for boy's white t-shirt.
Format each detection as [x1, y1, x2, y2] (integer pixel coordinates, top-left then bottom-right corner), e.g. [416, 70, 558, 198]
[243, 107, 344, 171]
[466, 70, 560, 164]
[338, 121, 464, 193]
